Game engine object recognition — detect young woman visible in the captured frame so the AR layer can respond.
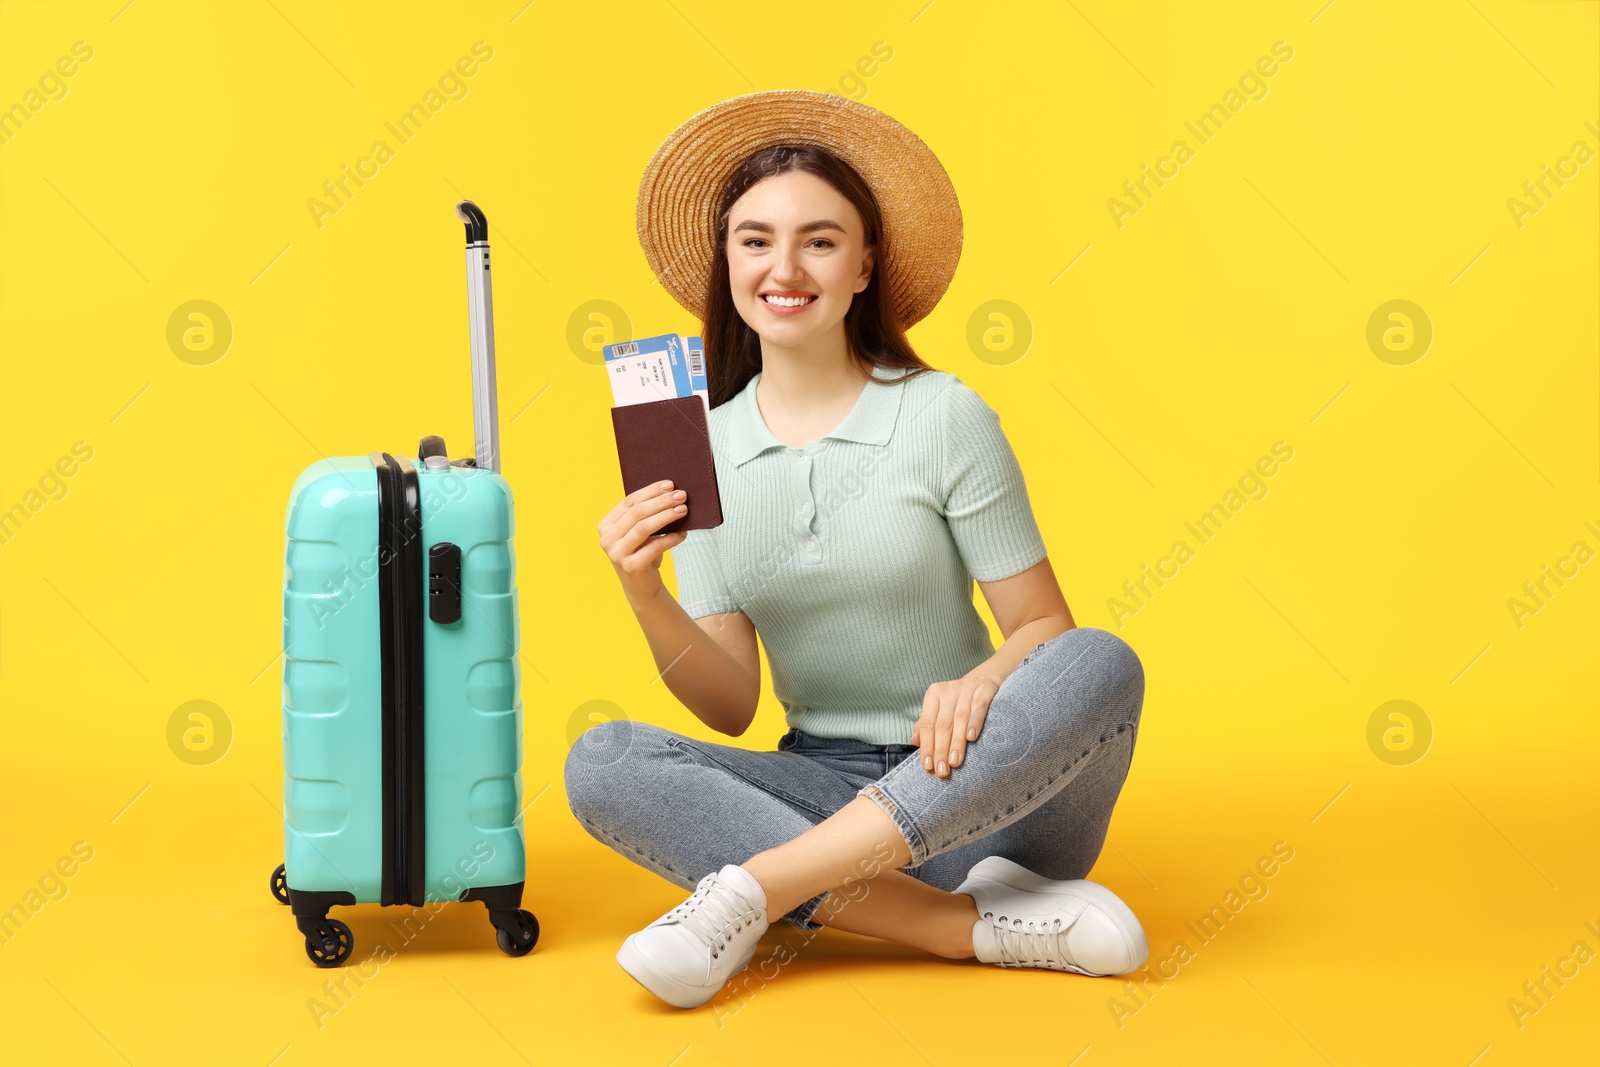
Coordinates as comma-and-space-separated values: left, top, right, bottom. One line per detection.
571, 91, 1147, 1010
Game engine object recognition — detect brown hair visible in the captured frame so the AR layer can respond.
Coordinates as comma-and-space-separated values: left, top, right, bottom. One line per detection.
700, 144, 936, 409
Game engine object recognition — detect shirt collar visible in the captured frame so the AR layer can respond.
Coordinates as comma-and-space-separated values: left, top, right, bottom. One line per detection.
725, 364, 910, 467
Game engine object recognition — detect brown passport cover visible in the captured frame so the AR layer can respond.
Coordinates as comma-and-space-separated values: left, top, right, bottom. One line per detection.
610, 395, 724, 533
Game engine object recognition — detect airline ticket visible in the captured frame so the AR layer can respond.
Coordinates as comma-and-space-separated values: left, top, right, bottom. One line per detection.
604, 333, 710, 418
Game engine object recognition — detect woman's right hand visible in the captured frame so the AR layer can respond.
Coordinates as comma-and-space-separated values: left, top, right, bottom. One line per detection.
599, 480, 690, 607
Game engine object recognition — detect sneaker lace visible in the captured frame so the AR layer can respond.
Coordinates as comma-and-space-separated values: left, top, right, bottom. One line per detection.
985, 911, 1072, 969
666, 876, 754, 960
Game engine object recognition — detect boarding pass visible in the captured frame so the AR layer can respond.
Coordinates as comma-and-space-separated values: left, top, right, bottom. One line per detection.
603, 333, 709, 418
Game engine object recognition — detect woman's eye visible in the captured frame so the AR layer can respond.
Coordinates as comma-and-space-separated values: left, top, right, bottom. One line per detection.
741, 238, 834, 250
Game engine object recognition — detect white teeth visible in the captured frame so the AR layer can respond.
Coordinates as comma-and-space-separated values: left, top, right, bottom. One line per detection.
763, 294, 815, 307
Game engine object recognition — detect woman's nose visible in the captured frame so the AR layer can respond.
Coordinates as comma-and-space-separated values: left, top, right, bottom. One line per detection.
771, 241, 807, 283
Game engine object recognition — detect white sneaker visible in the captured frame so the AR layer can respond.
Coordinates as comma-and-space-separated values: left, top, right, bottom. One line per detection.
616, 863, 771, 1008
955, 856, 1148, 976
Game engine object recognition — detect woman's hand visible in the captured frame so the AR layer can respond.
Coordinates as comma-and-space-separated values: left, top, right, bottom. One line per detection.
911, 668, 1006, 778
599, 480, 689, 609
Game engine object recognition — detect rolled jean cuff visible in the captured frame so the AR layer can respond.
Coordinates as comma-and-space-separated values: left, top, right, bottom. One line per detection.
857, 781, 928, 868
784, 889, 830, 932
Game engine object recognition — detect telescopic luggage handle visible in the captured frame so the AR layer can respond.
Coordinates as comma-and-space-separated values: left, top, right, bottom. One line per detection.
455, 200, 501, 473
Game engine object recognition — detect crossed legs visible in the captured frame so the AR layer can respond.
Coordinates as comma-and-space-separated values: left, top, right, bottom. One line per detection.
566, 628, 1145, 962
659, 628, 1144, 959
741, 795, 980, 959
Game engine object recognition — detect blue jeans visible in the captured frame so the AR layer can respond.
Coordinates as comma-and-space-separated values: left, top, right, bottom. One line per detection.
563, 626, 1145, 931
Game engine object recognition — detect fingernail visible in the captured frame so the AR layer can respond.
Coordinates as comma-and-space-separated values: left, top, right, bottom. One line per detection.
967, 728, 976, 740
924, 757, 932, 770
937, 761, 946, 774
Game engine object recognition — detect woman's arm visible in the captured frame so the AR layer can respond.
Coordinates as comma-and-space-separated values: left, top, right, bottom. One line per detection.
911, 556, 1075, 776
971, 555, 1076, 685
599, 482, 759, 737
628, 590, 762, 737
919, 379, 1076, 775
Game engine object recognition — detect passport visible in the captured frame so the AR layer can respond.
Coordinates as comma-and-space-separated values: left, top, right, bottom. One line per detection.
606, 332, 722, 533
609, 394, 723, 534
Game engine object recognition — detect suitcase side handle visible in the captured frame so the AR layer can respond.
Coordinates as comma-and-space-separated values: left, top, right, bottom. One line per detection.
455, 200, 500, 473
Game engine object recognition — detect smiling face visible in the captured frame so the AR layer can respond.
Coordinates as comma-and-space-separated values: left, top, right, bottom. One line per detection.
725, 169, 875, 354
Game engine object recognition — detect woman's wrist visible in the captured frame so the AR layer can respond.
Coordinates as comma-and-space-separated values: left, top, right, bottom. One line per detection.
624, 578, 672, 616
973, 618, 1073, 688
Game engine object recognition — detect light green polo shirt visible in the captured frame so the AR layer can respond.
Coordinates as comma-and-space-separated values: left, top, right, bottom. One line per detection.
669, 363, 1048, 746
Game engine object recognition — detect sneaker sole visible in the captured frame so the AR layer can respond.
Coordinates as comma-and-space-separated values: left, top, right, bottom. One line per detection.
961, 856, 1148, 974
617, 934, 752, 1009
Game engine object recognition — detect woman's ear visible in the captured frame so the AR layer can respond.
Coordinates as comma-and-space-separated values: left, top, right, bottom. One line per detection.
855, 245, 875, 294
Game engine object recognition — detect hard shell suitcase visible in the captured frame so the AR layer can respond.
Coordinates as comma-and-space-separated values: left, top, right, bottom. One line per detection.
271, 201, 537, 966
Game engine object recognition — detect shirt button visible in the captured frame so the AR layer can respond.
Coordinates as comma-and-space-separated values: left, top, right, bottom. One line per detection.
801, 502, 813, 514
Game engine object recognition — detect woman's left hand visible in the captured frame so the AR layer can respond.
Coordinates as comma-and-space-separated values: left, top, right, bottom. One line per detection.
911, 669, 1005, 778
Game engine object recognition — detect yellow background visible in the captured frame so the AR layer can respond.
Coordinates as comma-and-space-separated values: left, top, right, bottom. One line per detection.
2, 0, 1596, 1063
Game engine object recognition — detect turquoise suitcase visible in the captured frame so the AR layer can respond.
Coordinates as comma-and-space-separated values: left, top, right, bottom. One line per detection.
271, 202, 538, 966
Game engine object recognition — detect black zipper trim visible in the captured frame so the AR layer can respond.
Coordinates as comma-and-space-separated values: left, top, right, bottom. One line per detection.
373, 452, 398, 906
372, 451, 427, 907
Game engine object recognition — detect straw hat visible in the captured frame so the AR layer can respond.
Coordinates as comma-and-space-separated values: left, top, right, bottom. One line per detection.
636, 90, 963, 329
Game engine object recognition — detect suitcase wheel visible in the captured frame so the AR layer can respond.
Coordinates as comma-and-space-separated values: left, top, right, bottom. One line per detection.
304, 919, 354, 968
270, 863, 290, 906
494, 910, 539, 958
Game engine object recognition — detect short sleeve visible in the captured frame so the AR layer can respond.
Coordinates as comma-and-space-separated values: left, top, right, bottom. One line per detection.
938, 382, 1048, 582
670, 527, 740, 619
